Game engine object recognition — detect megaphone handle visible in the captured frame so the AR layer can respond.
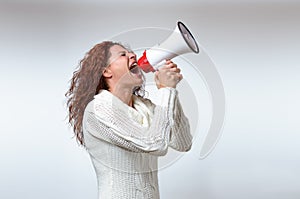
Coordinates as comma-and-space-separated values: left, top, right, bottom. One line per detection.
154, 60, 167, 71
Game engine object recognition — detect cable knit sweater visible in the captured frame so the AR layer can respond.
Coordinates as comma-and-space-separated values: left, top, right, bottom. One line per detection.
82, 87, 192, 199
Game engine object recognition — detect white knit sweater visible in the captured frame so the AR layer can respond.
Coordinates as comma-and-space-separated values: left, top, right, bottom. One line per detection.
83, 87, 192, 199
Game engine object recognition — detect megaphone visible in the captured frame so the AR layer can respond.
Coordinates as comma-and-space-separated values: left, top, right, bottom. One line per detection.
137, 21, 200, 73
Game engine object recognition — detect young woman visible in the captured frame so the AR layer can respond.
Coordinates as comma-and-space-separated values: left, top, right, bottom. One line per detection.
65, 41, 192, 199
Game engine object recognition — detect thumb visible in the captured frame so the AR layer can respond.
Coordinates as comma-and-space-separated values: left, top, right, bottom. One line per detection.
154, 71, 159, 83
154, 71, 161, 88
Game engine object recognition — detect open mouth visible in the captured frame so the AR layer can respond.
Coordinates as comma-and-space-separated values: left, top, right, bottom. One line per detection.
129, 62, 138, 70
129, 62, 141, 74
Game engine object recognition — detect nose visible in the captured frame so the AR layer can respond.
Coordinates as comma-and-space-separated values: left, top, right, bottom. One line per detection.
128, 52, 136, 61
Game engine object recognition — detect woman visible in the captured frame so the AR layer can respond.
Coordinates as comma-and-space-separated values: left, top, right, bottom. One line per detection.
65, 41, 193, 199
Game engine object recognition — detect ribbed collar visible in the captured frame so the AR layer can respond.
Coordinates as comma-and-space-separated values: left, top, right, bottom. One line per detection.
94, 90, 154, 127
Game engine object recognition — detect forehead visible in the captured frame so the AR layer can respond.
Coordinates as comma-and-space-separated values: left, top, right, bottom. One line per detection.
109, 45, 127, 54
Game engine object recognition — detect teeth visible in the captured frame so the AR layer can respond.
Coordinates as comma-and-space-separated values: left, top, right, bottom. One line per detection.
130, 63, 137, 69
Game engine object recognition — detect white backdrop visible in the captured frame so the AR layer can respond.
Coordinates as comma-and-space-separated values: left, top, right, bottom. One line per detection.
0, 0, 299, 198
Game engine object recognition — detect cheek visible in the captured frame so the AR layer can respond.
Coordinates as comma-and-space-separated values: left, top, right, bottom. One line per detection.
112, 64, 129, 79
115, 57, 128, 68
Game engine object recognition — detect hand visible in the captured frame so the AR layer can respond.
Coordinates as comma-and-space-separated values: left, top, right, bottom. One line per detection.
155, 60, 183, 89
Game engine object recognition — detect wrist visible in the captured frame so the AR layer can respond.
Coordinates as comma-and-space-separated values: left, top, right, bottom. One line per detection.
157, 83, 175, 89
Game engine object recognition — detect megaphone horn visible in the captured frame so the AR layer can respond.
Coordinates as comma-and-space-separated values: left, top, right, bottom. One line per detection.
137, 21, 200, 73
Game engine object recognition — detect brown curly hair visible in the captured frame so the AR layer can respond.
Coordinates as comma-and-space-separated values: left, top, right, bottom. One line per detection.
65, 41, 144, 146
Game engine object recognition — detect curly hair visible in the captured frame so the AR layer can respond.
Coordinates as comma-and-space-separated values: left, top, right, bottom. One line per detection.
65, 41, 144, 146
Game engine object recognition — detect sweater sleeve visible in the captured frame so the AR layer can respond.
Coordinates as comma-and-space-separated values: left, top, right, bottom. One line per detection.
83, 88, 176, 156
168, 96, 193, 152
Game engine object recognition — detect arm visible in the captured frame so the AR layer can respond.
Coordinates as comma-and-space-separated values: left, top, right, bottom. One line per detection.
168, 96, 193, 152
155, 60, 192, 152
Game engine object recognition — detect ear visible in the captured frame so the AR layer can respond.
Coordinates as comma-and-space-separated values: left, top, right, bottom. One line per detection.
102, 68, 112, 78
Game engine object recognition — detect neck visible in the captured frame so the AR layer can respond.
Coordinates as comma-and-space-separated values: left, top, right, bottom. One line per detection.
110, 86, 133, 107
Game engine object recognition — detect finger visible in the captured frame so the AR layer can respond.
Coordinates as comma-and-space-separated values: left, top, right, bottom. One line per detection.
165, 59, 172, 64
166, 63, 177, 69
160, 63, 172, 70
169, 67, 181, 73
177, 73, 183, 81
172, 73, 182, 80
164, 59, 175, 65
154, 71, 160, 83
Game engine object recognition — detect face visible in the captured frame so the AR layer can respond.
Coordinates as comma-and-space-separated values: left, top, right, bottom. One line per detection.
104, 45, 143, 90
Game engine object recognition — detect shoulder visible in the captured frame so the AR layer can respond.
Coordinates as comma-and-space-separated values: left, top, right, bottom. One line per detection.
84, 99, 95, 113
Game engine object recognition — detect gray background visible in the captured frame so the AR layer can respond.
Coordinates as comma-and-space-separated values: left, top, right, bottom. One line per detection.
0, 0, 299, 198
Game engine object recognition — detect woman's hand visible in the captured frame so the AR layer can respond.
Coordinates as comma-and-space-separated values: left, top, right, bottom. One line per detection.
155, 60, 183, 89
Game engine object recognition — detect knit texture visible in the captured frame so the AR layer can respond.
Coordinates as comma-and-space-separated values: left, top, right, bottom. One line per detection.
83, 88, 192, 199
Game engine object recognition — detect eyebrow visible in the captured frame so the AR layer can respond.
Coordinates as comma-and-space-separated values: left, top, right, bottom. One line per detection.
118, 50, 128, 54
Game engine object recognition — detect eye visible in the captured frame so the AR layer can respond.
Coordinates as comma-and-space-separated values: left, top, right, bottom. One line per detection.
120, 53, 126, 56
